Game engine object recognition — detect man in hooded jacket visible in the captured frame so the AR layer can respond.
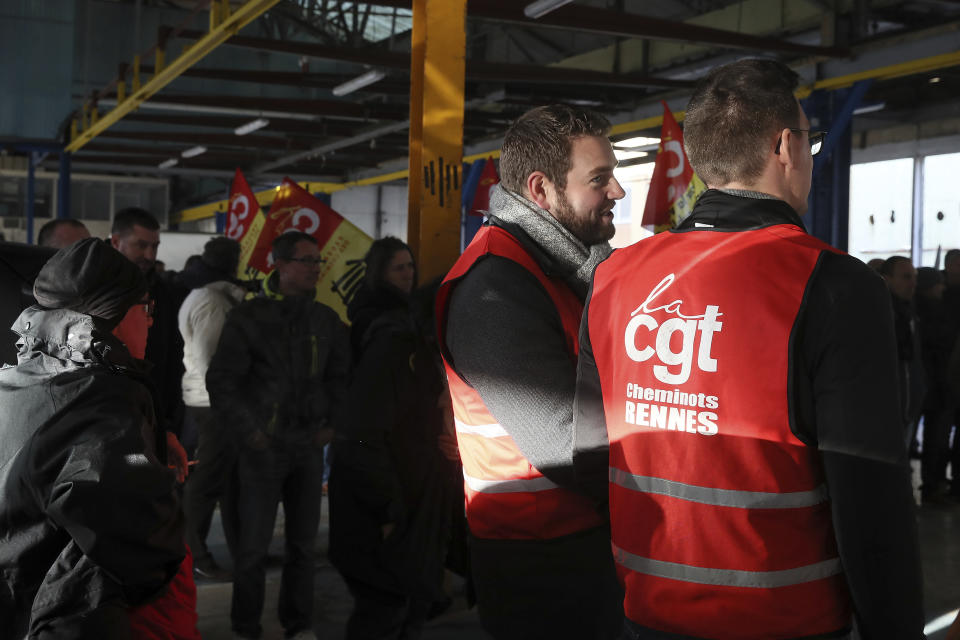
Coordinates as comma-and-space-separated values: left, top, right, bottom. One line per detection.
0, 238, 185, 639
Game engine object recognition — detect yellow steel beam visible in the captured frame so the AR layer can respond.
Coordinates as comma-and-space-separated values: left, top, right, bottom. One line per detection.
66, 0, 281, 153
406, 0, 427, 261
407, 0, 467, 282
799, 49, 960, 96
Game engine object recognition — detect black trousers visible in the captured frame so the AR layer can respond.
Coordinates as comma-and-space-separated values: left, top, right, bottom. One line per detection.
231, 441, 324, 638
343, 577, 432, 640
921, 403, 954, 494
470, 526, 624, 640
182, 406, 238, 561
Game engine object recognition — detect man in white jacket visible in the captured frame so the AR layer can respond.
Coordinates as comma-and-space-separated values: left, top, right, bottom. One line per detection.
178, 237, 245, 581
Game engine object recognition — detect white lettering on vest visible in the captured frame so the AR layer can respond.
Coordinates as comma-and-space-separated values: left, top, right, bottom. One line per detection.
624, 274, 723, 385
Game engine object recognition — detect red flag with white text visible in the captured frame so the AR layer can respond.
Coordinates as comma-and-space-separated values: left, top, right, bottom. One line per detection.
641, 102, 706, 233
226, 168, 261, 244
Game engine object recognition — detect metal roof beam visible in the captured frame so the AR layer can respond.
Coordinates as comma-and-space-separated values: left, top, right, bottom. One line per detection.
140, 64, 412, 94
98, 130, 310, 149
133, 93, 408, 121
368, 0, 851, 57
175, 29, 689, 88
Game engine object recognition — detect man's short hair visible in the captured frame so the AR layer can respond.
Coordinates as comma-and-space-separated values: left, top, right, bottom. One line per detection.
112, 207, 160, 235
499, 104, 611, 193
684, 58, 801, 186
271, 231, 317, 262
37, 219, 87, 248
202, 237, 241, 276
880, 255, 912, 277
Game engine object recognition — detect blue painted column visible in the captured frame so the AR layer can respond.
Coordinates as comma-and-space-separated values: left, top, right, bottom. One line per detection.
57, 151, 71, 219
802, 80, 872, 251
25, 152, 36, 244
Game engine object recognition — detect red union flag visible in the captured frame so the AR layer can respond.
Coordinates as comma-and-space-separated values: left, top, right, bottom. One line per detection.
245, 178, 372, 321
641, 102, 706, 233
226, 169, 260, 243
469, 157, 499, 216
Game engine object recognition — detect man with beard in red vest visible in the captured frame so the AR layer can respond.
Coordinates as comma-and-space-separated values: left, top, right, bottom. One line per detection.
436, 105, 625, 639
574, 58, 923, 639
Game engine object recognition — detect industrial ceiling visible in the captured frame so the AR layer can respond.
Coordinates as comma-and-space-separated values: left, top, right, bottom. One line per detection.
47, 0, 960, 210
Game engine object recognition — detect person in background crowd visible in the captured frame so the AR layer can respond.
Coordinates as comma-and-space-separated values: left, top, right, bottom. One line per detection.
111, 207, 188, 474
915, 267, 958, 504
207, 231, 350, 640
867, 257, 885, 272
36, 218, 90, 249
882, 255, 927, 448
179, 237, 244, 582
574, 58, 923, 639
436, 104, 625, 639
0, 238, 187, 639
944, 249, 960, 290
941, 249, 960, 496
330, 237, 457, 640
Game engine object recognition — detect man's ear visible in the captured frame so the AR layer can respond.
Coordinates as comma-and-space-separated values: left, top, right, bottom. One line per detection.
776, 127, 799, 170
109, 233, 120, 249
525, 171, 552, 210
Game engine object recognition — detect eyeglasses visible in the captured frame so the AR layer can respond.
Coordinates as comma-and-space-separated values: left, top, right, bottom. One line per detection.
284, 256, 326, 266
774, 129, 827, 156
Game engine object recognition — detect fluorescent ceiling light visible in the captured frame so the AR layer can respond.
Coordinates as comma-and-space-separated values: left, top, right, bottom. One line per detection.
234, 118, 269, 136
852, 102, 885, 116
332, 69, 387, 97
614, 150, 648, 161
615, 136, 660, 149
158, 158, 178, 169
181, 146, 207, 158
524, 0, 573, 19
930, 76, 941, 83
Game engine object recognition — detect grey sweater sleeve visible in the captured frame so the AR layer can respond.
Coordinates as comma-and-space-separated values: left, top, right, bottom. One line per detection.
445, 255, 579, 489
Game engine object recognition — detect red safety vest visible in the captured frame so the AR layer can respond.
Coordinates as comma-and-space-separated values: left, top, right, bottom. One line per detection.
587, 224, 851, 638
436, 225, 604, 540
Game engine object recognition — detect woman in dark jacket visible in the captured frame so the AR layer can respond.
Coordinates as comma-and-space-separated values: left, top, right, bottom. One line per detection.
330, 237, 456, 640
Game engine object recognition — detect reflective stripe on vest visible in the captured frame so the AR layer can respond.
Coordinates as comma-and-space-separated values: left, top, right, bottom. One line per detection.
611, 542, 843, 589
609, 467, 828, 509
463, 469, 560, 494
436, 225, 604, 540
454, 417, 509, 439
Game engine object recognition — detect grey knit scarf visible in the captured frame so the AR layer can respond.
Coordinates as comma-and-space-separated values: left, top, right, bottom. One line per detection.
488, 185, 613, 298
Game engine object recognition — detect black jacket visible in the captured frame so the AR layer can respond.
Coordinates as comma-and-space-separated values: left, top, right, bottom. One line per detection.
576, 190, 924, 640
0, 307, 184, 640
206, 272, 351, 445
329, 285, 455, 598
144, 274, 185, 436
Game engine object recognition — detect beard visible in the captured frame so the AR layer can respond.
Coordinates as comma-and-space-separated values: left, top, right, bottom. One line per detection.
552, 188, 615, 246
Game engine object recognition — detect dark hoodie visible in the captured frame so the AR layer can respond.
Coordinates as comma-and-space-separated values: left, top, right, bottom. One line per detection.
0, 239, 183, 640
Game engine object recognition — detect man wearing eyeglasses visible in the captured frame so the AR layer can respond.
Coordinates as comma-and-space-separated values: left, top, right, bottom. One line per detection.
574, 59, 924, 639
207, 231, 351, 640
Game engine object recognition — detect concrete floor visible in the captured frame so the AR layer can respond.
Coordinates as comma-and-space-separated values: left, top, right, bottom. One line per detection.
195, 475, 960, 639
195, 500, 491, 640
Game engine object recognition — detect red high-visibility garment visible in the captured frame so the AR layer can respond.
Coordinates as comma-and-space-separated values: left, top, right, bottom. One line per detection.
436, 225, 604, 540
586, 223, 851, 638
